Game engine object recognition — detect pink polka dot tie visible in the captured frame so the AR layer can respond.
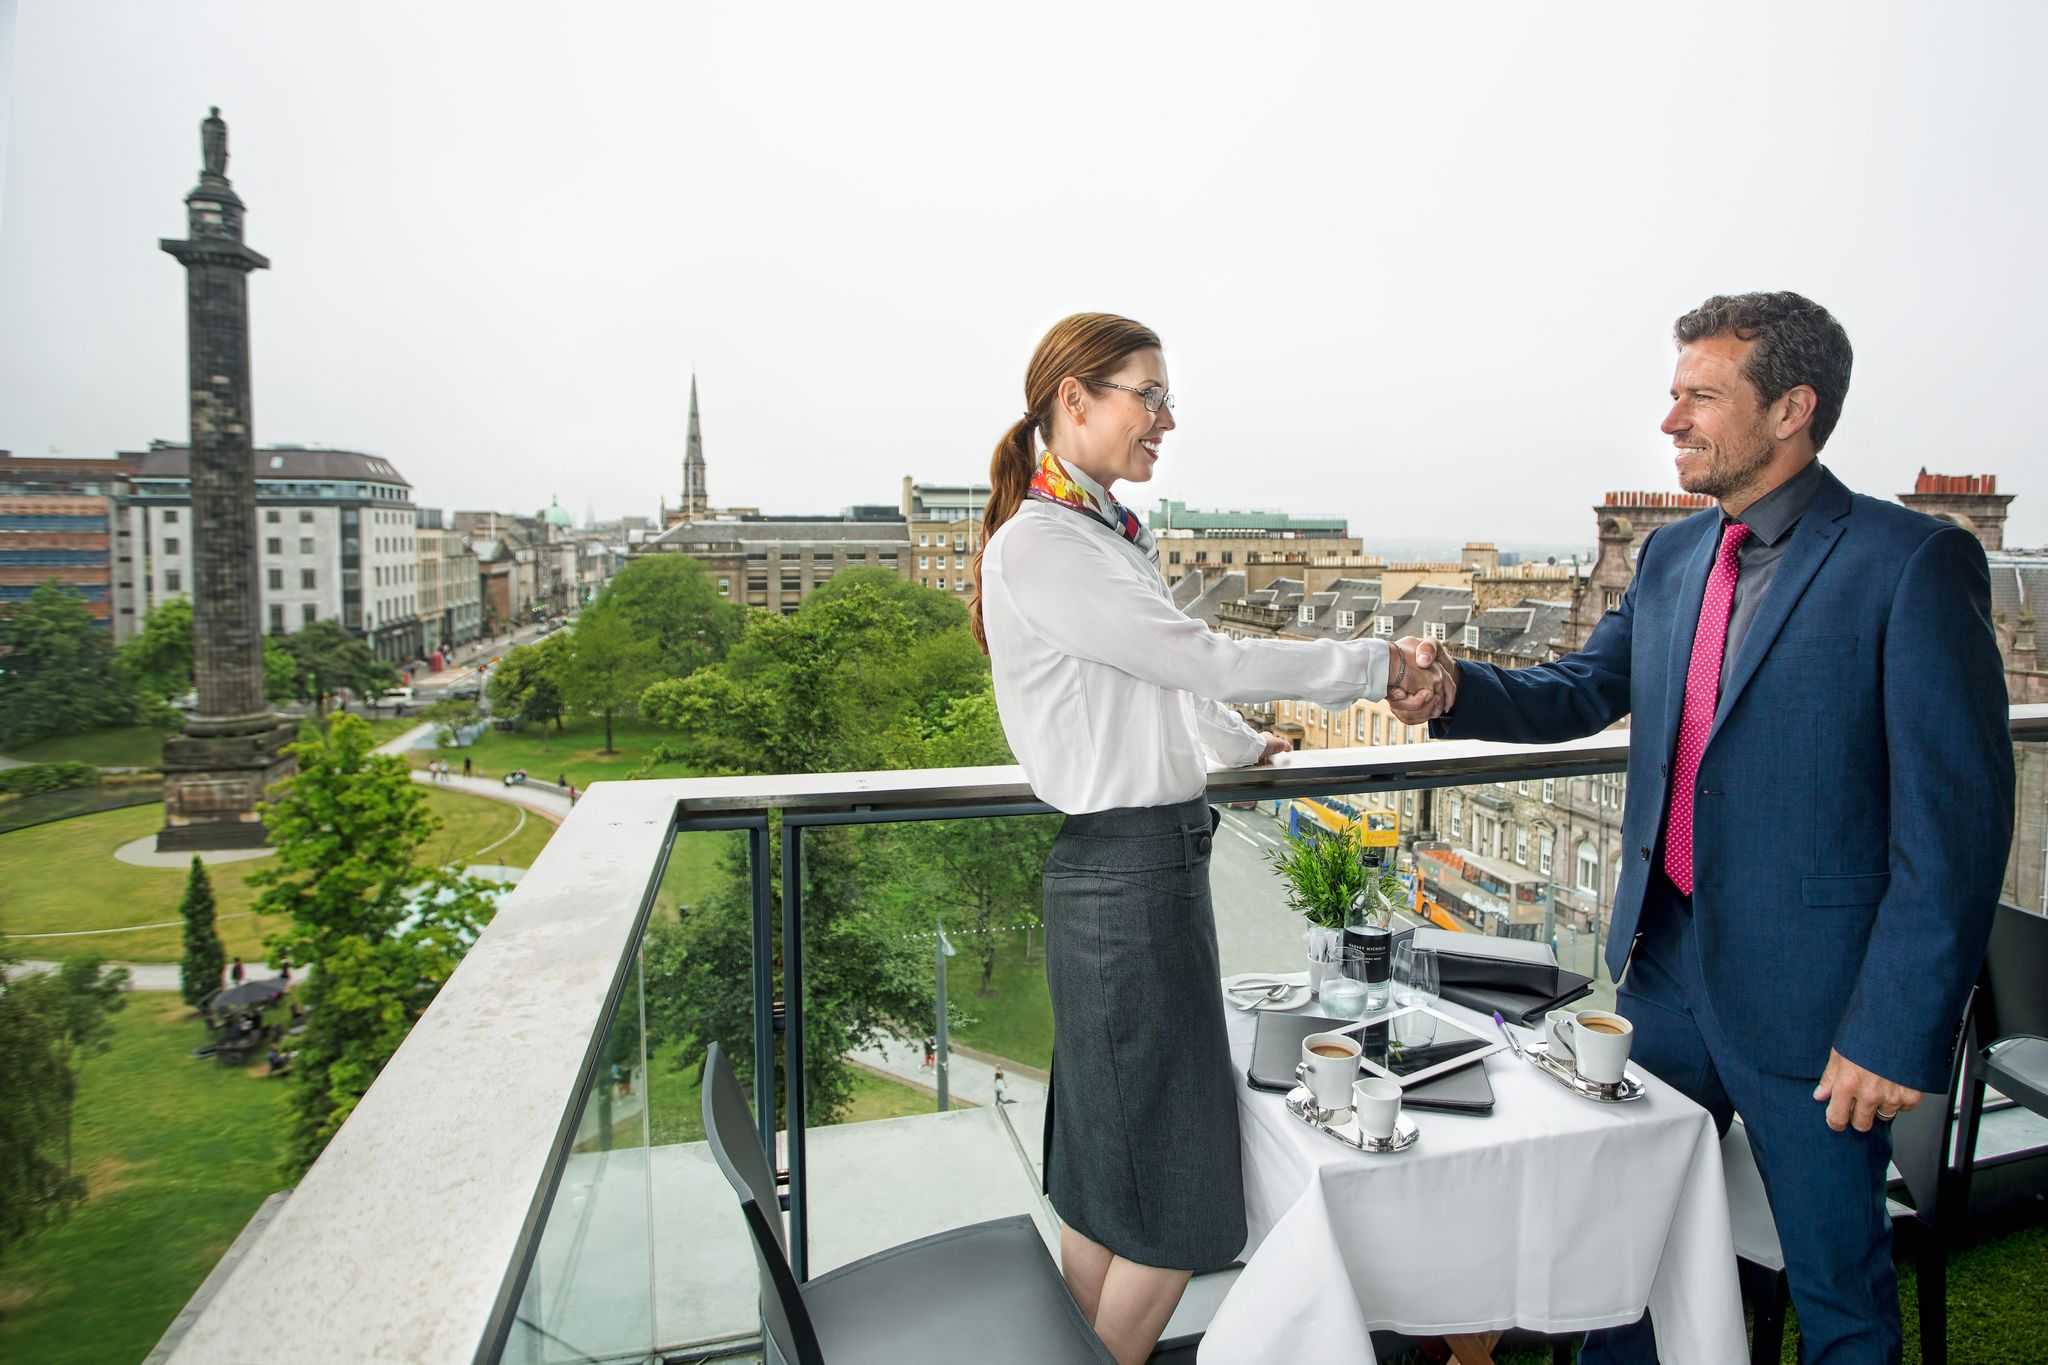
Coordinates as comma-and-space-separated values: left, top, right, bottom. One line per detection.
1663, 521, 1751, 896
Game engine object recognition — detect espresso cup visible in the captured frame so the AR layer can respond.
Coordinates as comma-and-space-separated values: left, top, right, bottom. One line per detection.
1543, 1008, 1573, 1052
1353, 1076, 1403, 1142
1299, 1032, 1362, 1112
1550, 1010, 1633, 1086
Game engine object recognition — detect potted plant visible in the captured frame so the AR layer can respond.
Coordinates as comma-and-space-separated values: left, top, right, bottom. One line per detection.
1266, 825, 1406, 996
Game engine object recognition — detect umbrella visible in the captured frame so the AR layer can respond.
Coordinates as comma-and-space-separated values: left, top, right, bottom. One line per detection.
213, 978, 287, 1009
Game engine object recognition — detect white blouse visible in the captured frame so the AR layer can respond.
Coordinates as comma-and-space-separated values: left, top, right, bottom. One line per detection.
981, 496, 1395, 815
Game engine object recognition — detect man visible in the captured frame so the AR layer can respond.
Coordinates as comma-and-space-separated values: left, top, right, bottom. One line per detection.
1391, 292, 2012, 1361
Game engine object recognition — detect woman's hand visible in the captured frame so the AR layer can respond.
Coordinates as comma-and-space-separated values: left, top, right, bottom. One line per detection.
1254, 732, 1292, 765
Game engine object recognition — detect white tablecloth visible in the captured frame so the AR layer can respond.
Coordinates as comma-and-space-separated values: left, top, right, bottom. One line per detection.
1199, 988, 1746, 1364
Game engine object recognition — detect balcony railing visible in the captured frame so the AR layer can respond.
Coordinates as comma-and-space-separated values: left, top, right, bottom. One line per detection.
158, 705, 2048, 1363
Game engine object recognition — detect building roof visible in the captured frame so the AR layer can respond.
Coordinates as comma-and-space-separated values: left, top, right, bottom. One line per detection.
129, 444, 411, 487
647, 517, 911, 552
1989, 552, 2048, 624
1147, 499, 1348, 535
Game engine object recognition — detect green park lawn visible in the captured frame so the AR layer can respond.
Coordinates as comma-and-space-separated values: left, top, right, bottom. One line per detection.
627, 1037, 958, 1151
3, 723, 173, 769
0, 993, 292, 1365
411, 717, 694, 790
0, 789, 557, 964
948, 928, 1053, 1072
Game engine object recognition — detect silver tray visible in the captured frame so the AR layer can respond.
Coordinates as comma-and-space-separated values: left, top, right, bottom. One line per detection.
1519, 1041, 1646, 1103
1284, 1086, 1421, 1153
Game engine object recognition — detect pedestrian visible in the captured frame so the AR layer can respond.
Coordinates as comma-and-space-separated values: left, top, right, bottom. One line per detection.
463, 755, 473, 779
230, 957, 245, 985
558, 773, 567, 790
567, 783, 577, 806
278, 956, 291, 984
994, 1067, 1013, 1105
1397, 291, 2013, 1361
921, 1036, 936, 1071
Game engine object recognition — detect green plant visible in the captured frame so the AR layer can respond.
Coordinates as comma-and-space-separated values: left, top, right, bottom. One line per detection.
1265, 824, 1403, 930
177, 857, 225, 1009
0, 763, 100, 799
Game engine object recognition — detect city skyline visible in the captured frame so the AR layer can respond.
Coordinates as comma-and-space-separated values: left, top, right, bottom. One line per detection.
2, 4, 2044, 547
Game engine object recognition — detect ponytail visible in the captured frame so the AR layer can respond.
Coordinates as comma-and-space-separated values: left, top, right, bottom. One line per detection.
969, 414, 1037, 653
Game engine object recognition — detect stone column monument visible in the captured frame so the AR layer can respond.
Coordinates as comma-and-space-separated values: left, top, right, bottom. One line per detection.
157, 107, 296, 850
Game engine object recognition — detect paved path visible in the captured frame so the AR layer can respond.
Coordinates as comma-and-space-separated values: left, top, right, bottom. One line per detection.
851, 1033, 1047, 1110
5, 959, 294, 992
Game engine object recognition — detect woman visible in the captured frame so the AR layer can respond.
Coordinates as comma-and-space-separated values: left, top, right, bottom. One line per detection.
973, 312, 1439, 1364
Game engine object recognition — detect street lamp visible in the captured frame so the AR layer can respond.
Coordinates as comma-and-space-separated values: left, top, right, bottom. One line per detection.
934, 917, 957, 1112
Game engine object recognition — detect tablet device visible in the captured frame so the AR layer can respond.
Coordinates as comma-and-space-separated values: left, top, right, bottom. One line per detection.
1245, 1010, 1496, 1113
1341, 1005, 1504, 1088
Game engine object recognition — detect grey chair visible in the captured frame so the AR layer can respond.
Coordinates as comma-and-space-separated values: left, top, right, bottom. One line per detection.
1954, 903, 2048, 1232
700, 1043, 1115, 1365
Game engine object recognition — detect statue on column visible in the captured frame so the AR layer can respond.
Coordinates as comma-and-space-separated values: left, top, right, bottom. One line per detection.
202, 106, 228, 178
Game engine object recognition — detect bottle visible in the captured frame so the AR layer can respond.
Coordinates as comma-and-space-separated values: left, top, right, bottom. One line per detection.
1345, 885, 1392, 1013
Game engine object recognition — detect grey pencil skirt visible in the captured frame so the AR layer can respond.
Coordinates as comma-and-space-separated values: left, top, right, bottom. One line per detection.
1040, 795, 1246, 1272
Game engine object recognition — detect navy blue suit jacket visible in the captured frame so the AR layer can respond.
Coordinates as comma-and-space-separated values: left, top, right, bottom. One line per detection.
1434, 466, 2012, 1090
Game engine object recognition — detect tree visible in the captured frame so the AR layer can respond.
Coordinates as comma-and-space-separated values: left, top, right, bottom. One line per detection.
423, 698, 482, 747
116, 594, 194, 702
0, 581, 136, 748
0, 940, 127, 1263
486, 635, 566, 732
640, 575, 997, 1123
900, 688, 1058, 995
596, 554, 743, 680
178, 856, 227, 1009
263, 637, 300, 703
282, 619, 396, 714
557, 605, 659, 754
248, 714, 500, 1178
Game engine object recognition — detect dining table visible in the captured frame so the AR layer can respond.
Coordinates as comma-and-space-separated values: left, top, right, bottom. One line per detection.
1197, 977, 1748, 1364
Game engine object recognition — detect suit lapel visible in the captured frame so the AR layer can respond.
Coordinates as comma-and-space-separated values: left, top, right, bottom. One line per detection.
1707, 470, 1853, 740
1661, 518, 1722, 756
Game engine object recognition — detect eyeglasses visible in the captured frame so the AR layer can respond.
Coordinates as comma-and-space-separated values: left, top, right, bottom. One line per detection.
1085, 379, 1175, 414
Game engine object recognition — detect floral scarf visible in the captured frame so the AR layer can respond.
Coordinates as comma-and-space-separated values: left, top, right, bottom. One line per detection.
1026, 450, 1152, 553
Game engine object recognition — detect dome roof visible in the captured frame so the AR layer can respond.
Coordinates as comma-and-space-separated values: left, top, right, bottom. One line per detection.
543, 496, 573, 528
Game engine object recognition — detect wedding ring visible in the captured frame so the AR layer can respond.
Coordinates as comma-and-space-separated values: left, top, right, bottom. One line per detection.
1876, 1107, 1899, 1121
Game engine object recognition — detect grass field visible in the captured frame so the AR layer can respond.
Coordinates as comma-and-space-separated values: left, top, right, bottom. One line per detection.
947, 928, 1053, 1072
3, 724, 173, 769
0, 788, 557, 964
0, 993, 291, 1365
632, 1037, 956, 1150
409, 717, 693, 790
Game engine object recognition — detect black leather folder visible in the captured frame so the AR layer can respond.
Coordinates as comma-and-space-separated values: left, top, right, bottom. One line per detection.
1408, 926, 1595, 1026
1246, 1010, 1495, 1114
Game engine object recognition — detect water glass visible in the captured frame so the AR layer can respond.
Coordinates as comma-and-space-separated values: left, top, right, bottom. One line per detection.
1391, 939, 1416, 1006
1319, 947, 1370, 1019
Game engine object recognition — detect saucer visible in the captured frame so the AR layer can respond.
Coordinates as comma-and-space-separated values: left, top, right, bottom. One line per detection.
1354, 1113, 1421, 1154
1284, 1087, 1421, 1154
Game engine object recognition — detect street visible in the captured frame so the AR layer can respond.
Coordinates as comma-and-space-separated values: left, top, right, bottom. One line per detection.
1207, 804, 1427, 977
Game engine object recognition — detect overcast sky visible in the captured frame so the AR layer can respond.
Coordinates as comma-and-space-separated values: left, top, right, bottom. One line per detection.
2, 1, 2043, 552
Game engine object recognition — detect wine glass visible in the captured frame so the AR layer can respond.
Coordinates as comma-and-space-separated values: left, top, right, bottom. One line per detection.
1391, 939, 1416, 1006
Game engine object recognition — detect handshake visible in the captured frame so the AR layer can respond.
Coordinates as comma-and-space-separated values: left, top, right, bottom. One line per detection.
1387, 638, 1459, 725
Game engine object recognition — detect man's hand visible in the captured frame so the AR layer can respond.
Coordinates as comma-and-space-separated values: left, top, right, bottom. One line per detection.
1813, 1049, 1923, 1133
1387, 638, 1458, 725
1253, 732, 1292, 765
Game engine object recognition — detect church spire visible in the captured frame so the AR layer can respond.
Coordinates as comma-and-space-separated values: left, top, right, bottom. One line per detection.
681, 372, 708, 518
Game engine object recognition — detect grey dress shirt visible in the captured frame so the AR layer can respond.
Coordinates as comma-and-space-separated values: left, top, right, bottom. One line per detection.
1714, 458, 1826, 694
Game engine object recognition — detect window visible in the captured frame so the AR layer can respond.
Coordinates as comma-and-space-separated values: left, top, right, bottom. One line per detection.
1222, 551, 1234, 564
164, 509, 179, 524
1514, 827, 1529, 866
1541, 778, 1555, 804
1356, 711, 1369, 741
1539, 832, 1554, 876
1168, 551, 1181, 565
1518, 780, 1530, 795
165, 569, 182, 592
1448, 797, 1462, 838
1336, 610, 1354, 630
919, 534, 929, 546
301, 569, 317, 590
269, 604, 284, 632
1372, 713, 1382, 745
303, 604, 317, 627
300, 510, 314, 523
164, 536, 183, 555
1404, 791, 1416, 819
1464, 625, 1480, 648
919, 556, 929, 569
267, 568, 283, 590
1297, 604, 1316, 624
1194, 551, 1208, 563
1425, 621, 1446, 642
1605, 589, 1623, 612
953, 534, 965, 550
718, 577, 730, 594
266, 509, 280, 524
266, 537, 282, 555
1576, 840, 1600, 894
300, 537, 315, 554
1375, 617, 1393, 636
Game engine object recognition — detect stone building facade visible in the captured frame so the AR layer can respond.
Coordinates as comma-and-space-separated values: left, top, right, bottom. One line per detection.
901, 478, 988, 598
415, 509, 483, 654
